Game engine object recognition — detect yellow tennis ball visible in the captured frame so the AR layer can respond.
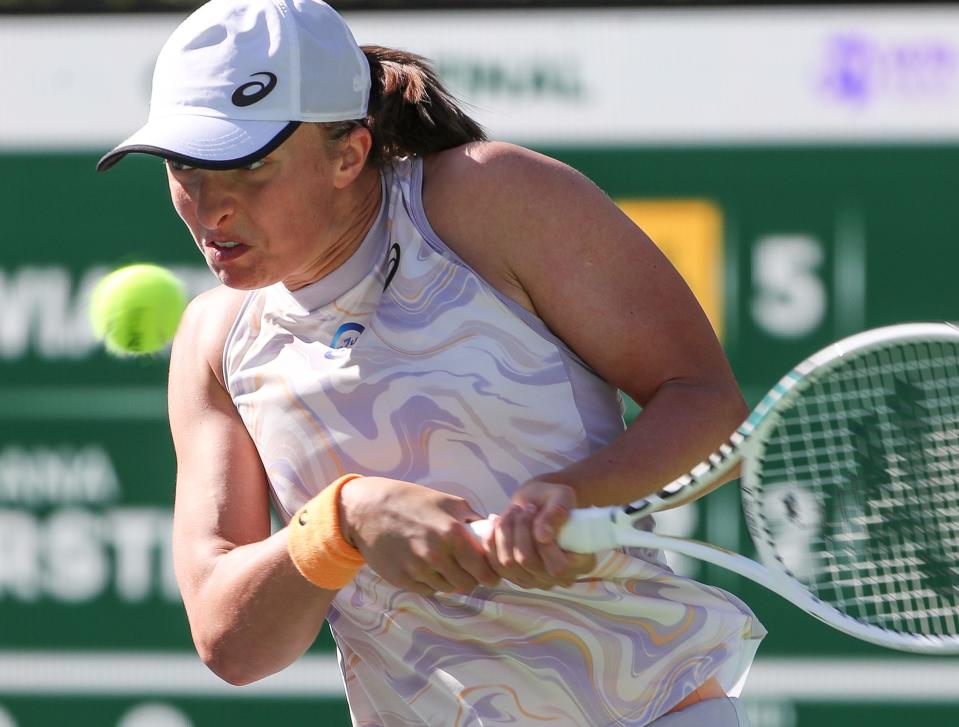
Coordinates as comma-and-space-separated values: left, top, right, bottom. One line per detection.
89, 264, 187, 356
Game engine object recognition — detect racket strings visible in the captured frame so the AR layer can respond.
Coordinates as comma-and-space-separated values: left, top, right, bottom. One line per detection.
755, 340, 959, 638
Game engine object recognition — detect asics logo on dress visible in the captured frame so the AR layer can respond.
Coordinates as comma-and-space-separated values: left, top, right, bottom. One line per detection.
232, 72, 278, 107
383, 243, 400, 291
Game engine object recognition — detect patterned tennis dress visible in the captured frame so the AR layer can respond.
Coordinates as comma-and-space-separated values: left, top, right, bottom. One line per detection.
223, 157, 765, 726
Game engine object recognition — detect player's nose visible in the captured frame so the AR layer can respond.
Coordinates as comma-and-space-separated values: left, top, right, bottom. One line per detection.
193, 172, 237, 230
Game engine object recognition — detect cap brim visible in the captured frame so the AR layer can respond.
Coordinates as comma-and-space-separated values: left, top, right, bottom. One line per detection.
96, 116, 301, 172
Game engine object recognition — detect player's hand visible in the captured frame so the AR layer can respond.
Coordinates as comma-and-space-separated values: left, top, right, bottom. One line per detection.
338, 477, 500, 597
481, 480, 596, 589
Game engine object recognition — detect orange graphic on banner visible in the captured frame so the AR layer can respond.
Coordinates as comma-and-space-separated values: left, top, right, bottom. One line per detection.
616, 199, 724, 340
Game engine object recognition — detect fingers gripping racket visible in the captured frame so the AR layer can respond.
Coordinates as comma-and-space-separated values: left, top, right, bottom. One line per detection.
473, 323, 959, 654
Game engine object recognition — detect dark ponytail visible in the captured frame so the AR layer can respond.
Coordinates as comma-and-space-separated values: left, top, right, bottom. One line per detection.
356, 46, 487, 164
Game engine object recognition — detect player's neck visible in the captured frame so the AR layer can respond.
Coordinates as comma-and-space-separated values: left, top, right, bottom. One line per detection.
285, 167, 383, 291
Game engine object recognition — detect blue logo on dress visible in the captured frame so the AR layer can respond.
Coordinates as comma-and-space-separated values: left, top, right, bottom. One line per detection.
329, 322, 366, 350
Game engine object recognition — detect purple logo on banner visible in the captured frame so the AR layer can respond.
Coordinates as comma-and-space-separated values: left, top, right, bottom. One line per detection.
820, 33, 957, 106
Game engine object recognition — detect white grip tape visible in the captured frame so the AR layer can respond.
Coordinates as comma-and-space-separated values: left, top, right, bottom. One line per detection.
467, 516, 497, 540
468, 507, 620, 554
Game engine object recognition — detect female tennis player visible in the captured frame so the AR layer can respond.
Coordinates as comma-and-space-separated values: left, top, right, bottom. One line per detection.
98, 1, 764, 724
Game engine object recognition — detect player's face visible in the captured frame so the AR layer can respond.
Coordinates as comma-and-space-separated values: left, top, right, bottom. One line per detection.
166, 123, 374, 291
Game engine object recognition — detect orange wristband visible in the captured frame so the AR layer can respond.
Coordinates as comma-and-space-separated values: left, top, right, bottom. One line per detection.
287, 474, 366, 590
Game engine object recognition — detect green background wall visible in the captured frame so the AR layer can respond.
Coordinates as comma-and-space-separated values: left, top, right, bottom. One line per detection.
1, 142, 957, 725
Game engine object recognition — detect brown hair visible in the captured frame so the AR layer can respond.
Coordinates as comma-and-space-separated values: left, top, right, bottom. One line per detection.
322, 46, 487, 165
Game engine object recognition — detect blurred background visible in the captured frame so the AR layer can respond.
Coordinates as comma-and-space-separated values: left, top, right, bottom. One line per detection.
1, 1, 958, 725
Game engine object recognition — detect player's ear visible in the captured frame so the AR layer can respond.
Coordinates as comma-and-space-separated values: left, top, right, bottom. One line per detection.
332, 126, 373, 189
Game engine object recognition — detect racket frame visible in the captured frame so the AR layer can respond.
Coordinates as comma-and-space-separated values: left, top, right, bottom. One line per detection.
557, 322, 959, 654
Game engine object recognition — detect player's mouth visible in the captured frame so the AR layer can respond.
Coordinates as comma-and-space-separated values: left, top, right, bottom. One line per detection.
206, 240, 250, 262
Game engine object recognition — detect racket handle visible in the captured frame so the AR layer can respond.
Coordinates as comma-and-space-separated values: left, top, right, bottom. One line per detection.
467, 507, 619, 554
557, 508, 619, 553
467, 517, 497, 540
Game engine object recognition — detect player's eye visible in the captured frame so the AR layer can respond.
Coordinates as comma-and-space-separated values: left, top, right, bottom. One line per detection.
167, 160, 196, 172
242, 159, 266, 171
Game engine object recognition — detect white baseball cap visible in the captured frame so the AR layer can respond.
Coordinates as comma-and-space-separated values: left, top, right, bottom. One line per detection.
97, 0, 371, 171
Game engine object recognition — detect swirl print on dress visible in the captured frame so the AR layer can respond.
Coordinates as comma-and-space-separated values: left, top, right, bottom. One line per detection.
223, 158, 764, 726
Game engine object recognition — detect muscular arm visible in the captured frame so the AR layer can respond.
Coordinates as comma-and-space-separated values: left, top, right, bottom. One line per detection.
426, 142, 746, 505
424, 143, 748, 577
169, 288, 336, 686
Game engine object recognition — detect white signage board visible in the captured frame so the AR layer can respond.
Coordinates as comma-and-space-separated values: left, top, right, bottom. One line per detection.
1, 7, 958, 149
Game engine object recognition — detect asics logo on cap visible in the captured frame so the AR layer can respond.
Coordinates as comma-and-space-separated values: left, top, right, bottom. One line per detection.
231, 72, 278, 107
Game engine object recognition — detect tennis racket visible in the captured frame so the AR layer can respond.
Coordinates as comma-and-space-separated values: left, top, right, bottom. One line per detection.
471, 322, 959, 654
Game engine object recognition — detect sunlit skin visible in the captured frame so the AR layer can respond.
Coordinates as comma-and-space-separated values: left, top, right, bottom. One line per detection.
166, 123, 381, 291
165, 131, 746, 702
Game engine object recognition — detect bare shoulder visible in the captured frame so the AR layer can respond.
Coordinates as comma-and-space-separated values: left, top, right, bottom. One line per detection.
423, 141, 595, 214
171, 284, 249, 388
424, 140, 550, 178
424, 142, 729, 404
422, 141, 626, 258
421, 142, 608, 313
